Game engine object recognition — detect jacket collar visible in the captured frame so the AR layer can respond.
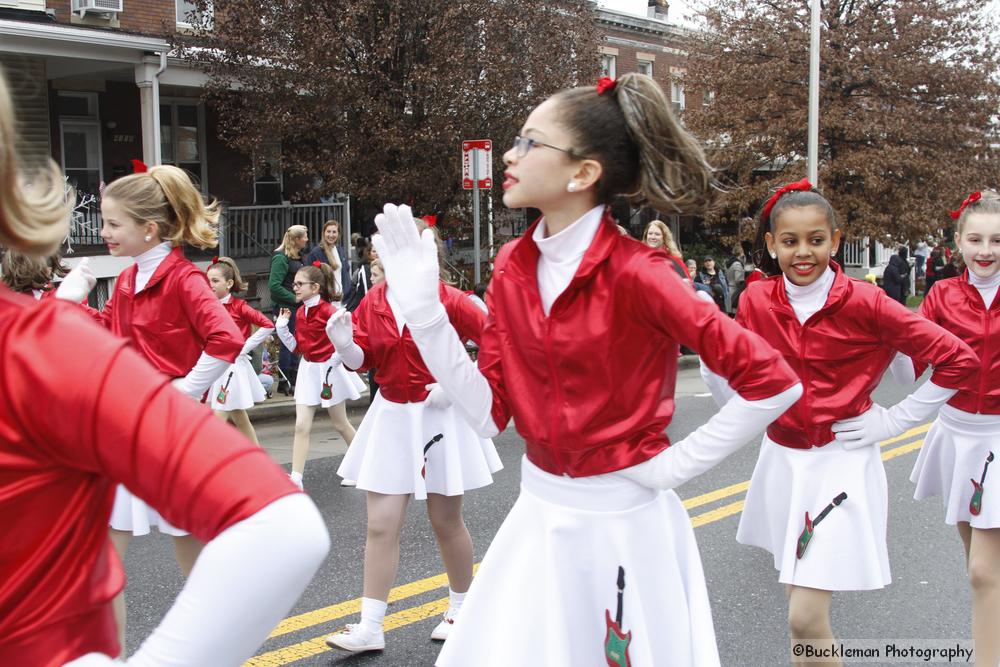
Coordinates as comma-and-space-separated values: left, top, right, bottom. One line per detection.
959, 269, 1000, 310
771, 260, 850, 320
506, 207, 619, 290
142, 245, 188, 292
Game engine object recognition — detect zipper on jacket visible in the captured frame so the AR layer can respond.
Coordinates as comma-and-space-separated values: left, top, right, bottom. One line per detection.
978, 310, 991, 414
542, 316, 566, 474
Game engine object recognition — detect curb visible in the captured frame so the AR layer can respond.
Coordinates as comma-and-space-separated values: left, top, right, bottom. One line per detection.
251, 354, 701, 422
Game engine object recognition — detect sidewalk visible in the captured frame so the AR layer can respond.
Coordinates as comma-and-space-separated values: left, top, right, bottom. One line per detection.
250, 353, 702, 421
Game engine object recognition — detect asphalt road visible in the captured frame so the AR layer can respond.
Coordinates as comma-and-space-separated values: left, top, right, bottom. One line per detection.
117, 369, 974, 666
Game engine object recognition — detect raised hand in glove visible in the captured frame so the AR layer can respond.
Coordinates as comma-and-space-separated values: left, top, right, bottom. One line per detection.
371, 203, 442, 326
56, 257, 96, 302
325, 307, 355, 350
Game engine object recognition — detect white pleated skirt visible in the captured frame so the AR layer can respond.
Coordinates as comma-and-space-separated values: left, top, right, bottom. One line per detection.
910, 405, 1000, 529
207, 355, 267, 412
737, 436, 891, 591
109, 484, 187, 537
294, 354, 365, 407
337, 391, 502, 500
436, 456, 720, 667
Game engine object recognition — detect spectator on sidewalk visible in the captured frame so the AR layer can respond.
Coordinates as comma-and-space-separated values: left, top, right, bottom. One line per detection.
914, 238, 930, 279
697, 256, 730, 313
269, 224, 308, 394
306, 219, 352, 306
882, 252, 908, 306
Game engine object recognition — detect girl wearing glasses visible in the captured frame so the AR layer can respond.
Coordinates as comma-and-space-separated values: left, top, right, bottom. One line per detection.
276, 261, 365, 488
368, 73, 803, 667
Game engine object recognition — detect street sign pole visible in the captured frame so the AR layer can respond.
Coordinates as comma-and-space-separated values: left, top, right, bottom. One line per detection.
807, 0, 820, 186
472, 148, 481, 285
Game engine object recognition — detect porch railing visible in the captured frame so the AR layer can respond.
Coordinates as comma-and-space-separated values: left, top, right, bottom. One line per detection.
222, 201, 351, 259
842, 237, 894, 269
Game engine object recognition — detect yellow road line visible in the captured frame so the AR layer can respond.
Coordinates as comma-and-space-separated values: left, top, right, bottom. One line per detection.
247, 599, 450, 666
250, 428, 932, 665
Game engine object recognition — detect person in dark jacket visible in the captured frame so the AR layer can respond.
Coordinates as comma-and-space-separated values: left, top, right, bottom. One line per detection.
305, 219, 353, 304
881, 253, 908, 305
269, 224, 308, 393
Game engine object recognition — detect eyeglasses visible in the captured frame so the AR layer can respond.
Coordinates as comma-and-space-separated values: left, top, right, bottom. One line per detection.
292, 281, 317, 288
511, 135, 581, 159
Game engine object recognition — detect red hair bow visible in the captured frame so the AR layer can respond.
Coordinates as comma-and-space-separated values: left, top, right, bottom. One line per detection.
212, 255, 220, 264
761, 178, 813, 223
596, 77, 617, 95
949, 191, 982, 220
420, 214, 438, 227
312, 260, 322, 267
131, 159, 148, 173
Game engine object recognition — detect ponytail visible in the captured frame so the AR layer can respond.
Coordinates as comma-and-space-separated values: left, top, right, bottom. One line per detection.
0, 71, 71, 255
954, 189, 1000, 234
300, 261, 341, 302
209, 255, 246, 293
552, 72, 718, 216
102, 165, 220, 250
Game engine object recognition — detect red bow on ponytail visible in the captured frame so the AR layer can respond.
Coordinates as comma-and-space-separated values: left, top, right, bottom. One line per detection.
761, 178, 813, 224
949, 191, 981, 220
596, 77, 617, 95
130, 159, 148, 173
212, 256, 220, 264
312, 260, 322, 267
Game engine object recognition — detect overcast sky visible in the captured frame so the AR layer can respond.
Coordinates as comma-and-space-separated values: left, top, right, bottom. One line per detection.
599, 0, 1000, 28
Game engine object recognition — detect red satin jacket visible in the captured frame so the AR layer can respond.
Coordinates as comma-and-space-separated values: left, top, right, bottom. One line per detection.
915, 273, 1000, 414
93, 246, 242, 376
224, 295, 273, 339
0, 286, 298, 666
350, 282, 485, 403
738, 263, 979, 449
477, 213, 800, 477
295, 299, 337, 362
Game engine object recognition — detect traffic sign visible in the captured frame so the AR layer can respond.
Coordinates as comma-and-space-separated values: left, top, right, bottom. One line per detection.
462, 140, 492, 190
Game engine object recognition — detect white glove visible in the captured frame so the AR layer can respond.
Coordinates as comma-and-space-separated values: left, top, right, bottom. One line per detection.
275, 313, 290, 330
424, 383, 452, 409
328, 352, 342, 366
55, 257, 96, 302
325, 307, 355, 350
618, 383, 802, 490
371, 203, 443, 326
831, 381, 956, 449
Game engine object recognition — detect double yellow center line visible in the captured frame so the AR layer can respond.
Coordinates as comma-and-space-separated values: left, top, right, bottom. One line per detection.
247, 423, 931, 666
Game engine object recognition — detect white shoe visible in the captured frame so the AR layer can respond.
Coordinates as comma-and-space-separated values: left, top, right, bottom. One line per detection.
325, 624, 385, 653
340, 478, 357, 487
430, 613, 456, 641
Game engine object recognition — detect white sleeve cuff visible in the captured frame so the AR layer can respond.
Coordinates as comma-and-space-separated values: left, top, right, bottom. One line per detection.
177, 353, 231, 398
337, 341, 365, 370
242, 327, 275, 356
276, 324, 297, 353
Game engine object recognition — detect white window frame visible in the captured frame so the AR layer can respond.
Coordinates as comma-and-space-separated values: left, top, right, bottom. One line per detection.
637, 60, 653, 77
175, 0, 213, 29
601, 54, 617, 79
59, 119, 104, 195
671, 80, 685, 112
160, 98, 209, 193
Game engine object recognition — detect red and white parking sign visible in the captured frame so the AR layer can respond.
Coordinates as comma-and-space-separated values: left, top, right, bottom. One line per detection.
462, 139, 492, 190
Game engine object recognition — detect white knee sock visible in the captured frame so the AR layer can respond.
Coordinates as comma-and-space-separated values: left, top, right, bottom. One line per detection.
447, 588, 466, 618
289, 471, 303, 489
360, 597, 387, 634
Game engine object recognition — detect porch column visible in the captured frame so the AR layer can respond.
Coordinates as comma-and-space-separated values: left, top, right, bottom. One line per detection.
134, 57, 162, 166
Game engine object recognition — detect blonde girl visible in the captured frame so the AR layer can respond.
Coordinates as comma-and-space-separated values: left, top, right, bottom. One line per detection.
0, 69, 327, 666
206, 256, 275, 444
275, 261, 364, 488
57, 163, 245, 646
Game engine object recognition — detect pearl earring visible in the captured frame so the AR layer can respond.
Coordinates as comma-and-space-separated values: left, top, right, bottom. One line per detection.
769, 252, 777, 259
567, 181, 577, 193
144, 235, 152, 242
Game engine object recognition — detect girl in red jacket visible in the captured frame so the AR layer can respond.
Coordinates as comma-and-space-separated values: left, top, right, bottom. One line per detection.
366, 73, 806, 667
324, 223, 500, 653
0, 70, 328, 667
706, 180, 978, 665
56, 163, 246, 646
0, 248, 68, 300
899, 190, 1000, 666
275, 261, 364, 488
206, 256, 275, 445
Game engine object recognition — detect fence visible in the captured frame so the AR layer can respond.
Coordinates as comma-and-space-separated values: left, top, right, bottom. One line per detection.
222, 201, 351, 259
842, 237, 894, 269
